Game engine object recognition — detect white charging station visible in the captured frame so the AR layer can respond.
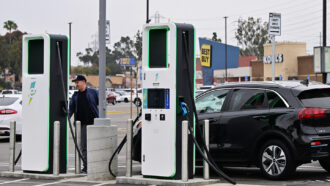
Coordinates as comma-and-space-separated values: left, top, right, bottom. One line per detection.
141, 23, 195, 179
22, 34, 68, 173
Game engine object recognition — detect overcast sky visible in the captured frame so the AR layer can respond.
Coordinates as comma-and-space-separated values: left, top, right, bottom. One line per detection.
0, 0, 327, 66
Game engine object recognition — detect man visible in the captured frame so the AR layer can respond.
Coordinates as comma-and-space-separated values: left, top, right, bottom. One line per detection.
69, 75, 99, 173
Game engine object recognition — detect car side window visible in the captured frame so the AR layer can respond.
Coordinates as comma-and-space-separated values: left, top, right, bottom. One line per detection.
196, 89, 229, 114
228, 89, 266, 111
266, 91, 287, 108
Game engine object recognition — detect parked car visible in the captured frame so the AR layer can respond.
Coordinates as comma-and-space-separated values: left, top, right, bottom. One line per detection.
195, 89, 206, 96
0, 95, 22, 137
0, 89, 20, 96
106, 92, 117, 105
116, 91, 131, 103
68, 90, 77, 101
133, 81, 330, 180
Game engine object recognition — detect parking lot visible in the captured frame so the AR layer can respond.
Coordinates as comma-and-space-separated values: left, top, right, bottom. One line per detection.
0, 102, 330, 186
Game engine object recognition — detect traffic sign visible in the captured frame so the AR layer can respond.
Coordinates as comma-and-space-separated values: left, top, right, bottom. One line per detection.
268, 13, 281, 36
106, 20, 110, 44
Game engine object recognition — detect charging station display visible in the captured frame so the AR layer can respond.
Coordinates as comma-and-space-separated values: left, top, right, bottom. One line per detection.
141, 23, 195, 179
147, 89, 166, 109
149, 29, 167, 68
28, 39, 44, 74
22, 34, 68, 174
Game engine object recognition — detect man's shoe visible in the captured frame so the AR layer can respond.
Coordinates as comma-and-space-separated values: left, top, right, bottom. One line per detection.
81, 168, 87, 174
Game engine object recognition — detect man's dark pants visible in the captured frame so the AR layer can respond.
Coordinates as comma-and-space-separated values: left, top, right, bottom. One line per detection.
81, 124, 89, 171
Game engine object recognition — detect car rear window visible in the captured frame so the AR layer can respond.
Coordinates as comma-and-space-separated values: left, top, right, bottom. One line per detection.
0, 97, 18, 106
298, 89, 330, 108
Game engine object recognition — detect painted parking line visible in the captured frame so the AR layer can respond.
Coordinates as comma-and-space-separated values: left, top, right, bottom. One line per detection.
107, 110, 137, 114
92, 183, 109, 186
0, 178, 29, 185
33, 180, 66, 186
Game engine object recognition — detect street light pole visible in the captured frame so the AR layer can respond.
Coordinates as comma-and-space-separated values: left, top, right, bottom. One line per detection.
99, 0, 106, 118
146, 0, 150, 23
68, 22, 72, 75
224, 16, 228, 82
323, 0, 327, 83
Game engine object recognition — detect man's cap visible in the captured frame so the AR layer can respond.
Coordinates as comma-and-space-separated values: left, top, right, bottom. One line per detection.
72, 75, 87, 82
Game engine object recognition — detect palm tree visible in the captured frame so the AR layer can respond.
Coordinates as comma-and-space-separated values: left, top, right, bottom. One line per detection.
3, 20, 18, 44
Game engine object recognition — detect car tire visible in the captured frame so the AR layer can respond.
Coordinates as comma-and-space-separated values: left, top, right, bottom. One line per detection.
124, 98, 129, 103
258, 140, 296, 180
112, 99, 116, 105
319, 158, 330, 172
134, 98, 141, 107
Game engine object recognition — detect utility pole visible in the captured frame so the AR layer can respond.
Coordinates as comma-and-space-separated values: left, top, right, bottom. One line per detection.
68, 22, 72, 75
146, 0, 150, 23
271, 35, 276, 81
323, 0, 327, 84
98, 0, 106, 118
224, 16, 228, 82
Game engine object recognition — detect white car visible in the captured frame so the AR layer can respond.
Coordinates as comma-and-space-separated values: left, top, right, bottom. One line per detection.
116, 92, 132, 103
0, 89, 20, 96
0, 95, 22, 136
69, 90, 77, 100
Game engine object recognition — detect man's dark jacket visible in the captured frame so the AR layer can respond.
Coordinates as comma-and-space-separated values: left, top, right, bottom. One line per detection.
69, 88, 99, 120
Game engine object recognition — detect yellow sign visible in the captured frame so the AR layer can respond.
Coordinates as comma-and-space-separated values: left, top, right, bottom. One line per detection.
200, 44, 211, 67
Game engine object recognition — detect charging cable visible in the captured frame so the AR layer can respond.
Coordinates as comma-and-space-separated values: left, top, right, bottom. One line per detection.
181, 31, 236, 185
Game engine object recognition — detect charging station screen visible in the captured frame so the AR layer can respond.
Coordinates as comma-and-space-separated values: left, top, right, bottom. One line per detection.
147, 89, 165, 109
149, 29, 167, 68
28, 39, 44, 74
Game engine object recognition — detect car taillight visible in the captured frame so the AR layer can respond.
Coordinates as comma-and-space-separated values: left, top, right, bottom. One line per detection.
0, 109, 18, 115
298, 107, 326, 119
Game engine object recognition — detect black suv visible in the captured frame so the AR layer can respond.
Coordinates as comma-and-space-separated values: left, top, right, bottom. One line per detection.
194, 81, 330, 179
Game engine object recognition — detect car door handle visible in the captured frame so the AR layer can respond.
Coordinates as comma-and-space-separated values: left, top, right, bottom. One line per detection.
208, 118, 218, 122
253, 115, 267, 119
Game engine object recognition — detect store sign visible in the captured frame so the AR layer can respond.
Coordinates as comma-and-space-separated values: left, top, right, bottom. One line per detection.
324, 47, 330, 72
268, 13, 281, 36
106, 20, 110, 44
200, 44, 211, 67
263, 54, 283, 64
120, 57, 136, 66
314, 47, 322, 73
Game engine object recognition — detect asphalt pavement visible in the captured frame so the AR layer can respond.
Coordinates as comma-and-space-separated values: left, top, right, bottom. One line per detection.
0, 102, 330, 185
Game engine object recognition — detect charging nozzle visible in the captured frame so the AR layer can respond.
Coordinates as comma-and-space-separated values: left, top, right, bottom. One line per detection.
179, 102, 188, 117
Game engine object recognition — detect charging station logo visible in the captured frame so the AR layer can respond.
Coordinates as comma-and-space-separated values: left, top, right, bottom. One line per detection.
155, 73, 159, 82
28, 81, 37, 105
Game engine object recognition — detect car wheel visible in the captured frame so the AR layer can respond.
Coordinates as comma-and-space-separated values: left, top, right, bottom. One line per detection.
134, 98, 141, 107
319, 158, 330, 172
124, 98, 129, 103
258, 140, 296, 180
112, 99, 116, 105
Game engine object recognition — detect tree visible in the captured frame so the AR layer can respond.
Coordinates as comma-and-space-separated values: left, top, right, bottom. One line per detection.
134, 30, 142, 61
76, 48, 98, 66
235, 17, 271, 59
211, 32, 222, 42
3, 20, 18, 44
0, 29, 24, 84
76, 30, 142, 76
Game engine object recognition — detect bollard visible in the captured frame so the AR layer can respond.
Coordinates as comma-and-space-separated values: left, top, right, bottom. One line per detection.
75, 121, 81, 174
203, 120, 210, 180
126, 119, 133, 177
182, 120, 188, 182
9, 121, 16, 172
53, 121, 60, 175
